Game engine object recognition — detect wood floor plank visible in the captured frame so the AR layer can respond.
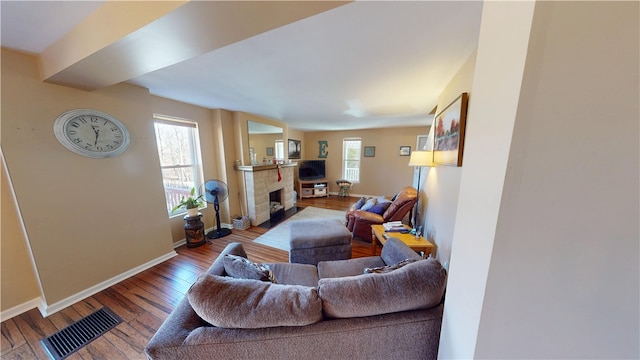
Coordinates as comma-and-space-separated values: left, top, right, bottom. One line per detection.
1, 319, 26, 355
1, 196, 359, 359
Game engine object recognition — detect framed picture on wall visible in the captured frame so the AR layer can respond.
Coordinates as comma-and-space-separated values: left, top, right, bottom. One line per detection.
288, 139, 301, 159
266, 147, 274, 156
364, 146, 375, 157
399, 146, 411, 156
433, 92, 469, 166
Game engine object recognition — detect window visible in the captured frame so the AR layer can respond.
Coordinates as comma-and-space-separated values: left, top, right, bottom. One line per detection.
342, 138, 361, 182
275, 139, 284, 160
154, 115, 204, 216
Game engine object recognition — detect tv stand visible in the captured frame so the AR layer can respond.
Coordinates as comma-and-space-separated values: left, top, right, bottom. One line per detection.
297, 179, 329, 199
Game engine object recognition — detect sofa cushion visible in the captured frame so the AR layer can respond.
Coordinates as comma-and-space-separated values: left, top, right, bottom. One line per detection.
364, 258, 417, 273
317, 257, 386, 279
264, 262, 319, 287
317, 258, 446, 319
188, 274, 323, 329
223, 254, 276, 283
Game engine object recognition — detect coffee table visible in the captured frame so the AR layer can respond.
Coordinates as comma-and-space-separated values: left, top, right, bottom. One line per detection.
371, 224, 436, 257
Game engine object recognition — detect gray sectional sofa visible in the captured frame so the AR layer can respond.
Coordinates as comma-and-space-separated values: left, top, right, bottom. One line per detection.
145, 238, 447, 359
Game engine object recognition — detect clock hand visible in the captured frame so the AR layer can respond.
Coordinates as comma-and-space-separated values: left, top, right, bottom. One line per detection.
92, 126, 100, 146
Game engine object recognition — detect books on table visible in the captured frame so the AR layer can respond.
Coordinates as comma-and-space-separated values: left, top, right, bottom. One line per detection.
383, 221, 409, 233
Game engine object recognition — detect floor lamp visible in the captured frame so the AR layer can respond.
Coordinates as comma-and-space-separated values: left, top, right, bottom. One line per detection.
408, 151, 434, 229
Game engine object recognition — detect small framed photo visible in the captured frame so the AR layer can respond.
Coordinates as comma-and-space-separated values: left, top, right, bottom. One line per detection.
399, 146, 411, 156
266, 147, 274, 156
364, 146, 376, 157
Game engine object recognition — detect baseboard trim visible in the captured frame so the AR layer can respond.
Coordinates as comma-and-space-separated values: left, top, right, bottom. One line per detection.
39, 251, 178, 317
0, 297, 42, 322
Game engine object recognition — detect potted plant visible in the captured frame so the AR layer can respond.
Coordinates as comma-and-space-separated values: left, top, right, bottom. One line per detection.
171, 188, 204, 217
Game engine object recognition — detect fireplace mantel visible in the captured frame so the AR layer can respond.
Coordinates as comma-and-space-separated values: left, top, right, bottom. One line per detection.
234, 163, 297, 172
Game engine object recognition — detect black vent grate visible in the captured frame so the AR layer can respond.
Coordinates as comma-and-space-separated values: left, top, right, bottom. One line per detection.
41, 307, 122, 360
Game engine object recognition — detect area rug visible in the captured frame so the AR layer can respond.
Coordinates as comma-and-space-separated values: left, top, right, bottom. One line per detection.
253, 206, 347, 251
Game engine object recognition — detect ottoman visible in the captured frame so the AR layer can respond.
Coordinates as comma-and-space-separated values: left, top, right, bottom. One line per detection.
289, 219, 352, 265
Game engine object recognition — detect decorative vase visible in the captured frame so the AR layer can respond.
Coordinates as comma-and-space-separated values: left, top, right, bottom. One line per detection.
187, 208, 199, 217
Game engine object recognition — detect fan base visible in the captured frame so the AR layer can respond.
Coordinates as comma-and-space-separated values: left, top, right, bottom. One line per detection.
207, 228, 231, 239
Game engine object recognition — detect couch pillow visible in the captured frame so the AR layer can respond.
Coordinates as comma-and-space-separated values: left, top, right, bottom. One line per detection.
352, 197, 367, 210
364, 258, 417, 273
360, 197, 377, 211
367, 201, 392, 215
188, 274, 323, 329
318, 258, 446, 319
223, 254, 277, 283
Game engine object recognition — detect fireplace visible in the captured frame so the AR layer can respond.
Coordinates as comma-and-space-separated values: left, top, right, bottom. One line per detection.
269, 189, 285, 223
236, 165, 295, 226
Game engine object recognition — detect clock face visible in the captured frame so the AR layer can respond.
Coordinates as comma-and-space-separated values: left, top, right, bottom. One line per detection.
54, 109, 130, 158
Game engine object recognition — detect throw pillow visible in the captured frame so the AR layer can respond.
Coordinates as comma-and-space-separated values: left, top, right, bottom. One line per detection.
364, 258, 417, 274
317, 258, 446, 319
367, 201, 392, 215
223, 254, 277, 283
188, 274, 323, 328
360, 197, 377, 211
352, 197, 366, 210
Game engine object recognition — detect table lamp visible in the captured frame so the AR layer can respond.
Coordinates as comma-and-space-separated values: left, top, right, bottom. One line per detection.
408, 151, 434, 228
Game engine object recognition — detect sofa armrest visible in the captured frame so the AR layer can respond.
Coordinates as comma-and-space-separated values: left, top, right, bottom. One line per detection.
205, 242, 247, 276
381, 237, 422, 265
146, 242, 248, 359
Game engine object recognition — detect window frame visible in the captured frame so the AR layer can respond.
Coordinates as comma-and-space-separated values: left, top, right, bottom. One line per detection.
342, 137, 362, 183
153, 114, 205, 217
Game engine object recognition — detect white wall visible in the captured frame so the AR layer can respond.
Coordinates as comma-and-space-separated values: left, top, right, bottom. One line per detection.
440, 1, 640, 358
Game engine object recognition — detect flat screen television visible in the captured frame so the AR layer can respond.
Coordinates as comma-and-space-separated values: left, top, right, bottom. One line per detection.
298, 160, 326, 180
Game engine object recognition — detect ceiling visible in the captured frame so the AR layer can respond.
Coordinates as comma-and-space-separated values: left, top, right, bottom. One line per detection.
1, 1, 482, 131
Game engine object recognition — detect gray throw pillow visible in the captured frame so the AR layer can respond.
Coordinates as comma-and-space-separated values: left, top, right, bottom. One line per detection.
188, 274, 323, 329
364, 258, 417, 273
223, 254, 277, 283
318, 258, 446, 319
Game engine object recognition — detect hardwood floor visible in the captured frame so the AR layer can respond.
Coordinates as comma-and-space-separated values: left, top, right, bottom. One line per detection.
1, 196, 369, 360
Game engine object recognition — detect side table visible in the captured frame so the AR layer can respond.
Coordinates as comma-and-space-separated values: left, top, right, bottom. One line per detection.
371, 224, 436, 257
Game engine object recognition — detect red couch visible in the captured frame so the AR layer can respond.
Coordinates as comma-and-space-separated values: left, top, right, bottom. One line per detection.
346, 186, 417, 241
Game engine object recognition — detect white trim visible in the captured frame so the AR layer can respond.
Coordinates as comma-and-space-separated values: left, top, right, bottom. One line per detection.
39, 251, 178, 317
0, 297, 42, 322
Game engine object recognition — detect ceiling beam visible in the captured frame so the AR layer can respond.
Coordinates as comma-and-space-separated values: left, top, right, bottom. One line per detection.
39, 1, 350, 91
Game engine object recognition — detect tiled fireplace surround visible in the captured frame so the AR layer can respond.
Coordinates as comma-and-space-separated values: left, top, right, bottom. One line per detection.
238, 165, 295, 226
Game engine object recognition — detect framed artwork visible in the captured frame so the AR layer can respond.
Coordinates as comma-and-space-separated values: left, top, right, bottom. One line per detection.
433, 92, 469, 166
266, 147, 274, 156
288, 139, 301, 159
364, 146, 375, 157
399, 146, 411, 156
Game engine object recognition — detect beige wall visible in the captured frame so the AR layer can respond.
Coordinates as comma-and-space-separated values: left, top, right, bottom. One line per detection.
1, 155, 41, 311
0, 48, 241, 314
302, 127, 428, 196
441, 1, 639, 358
420, 51, 476, 266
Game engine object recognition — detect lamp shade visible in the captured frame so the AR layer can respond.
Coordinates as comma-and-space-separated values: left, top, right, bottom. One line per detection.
408, 150, 434, 167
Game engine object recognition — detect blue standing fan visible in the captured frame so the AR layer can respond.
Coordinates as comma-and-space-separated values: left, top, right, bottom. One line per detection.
201, 179, 231, 239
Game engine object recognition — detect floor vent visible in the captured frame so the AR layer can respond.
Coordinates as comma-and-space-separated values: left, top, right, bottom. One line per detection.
41, 307, 122, 360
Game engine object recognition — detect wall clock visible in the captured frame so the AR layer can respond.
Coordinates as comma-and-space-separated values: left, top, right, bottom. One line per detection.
53, 109, 130, 158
